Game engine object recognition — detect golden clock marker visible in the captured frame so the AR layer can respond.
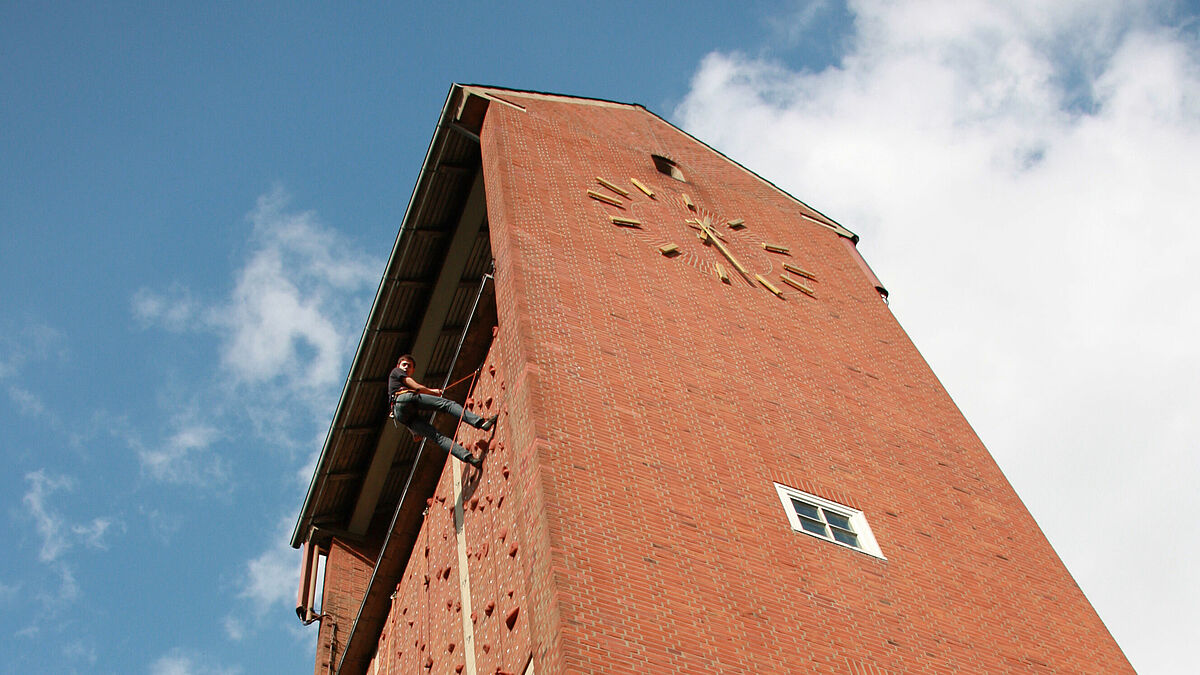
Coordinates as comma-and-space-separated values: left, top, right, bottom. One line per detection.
783, 262, 817, 281
714, 262, 730, 283
659, 243, 680, 256
727, 218, 745, 230
779, 274, 816, 297
762, 243, 790, 254
628, 176, 657, 196
610, 216, 642, 227
755, 274, 786, 298
588, 190, 624, 207
596, 177, 630, 198
630, 178, 655, 198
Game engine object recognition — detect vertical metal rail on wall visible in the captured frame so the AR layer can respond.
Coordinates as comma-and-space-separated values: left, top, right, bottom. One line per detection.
389, 267, 494, 675
434, 267, 494, 675
437, 265, 494, 394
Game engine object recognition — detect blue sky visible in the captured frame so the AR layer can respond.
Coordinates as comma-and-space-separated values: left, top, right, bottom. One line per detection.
2, 2, 1197, 673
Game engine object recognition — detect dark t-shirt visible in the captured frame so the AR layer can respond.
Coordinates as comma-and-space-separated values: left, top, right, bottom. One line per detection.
388, 367, 415, 399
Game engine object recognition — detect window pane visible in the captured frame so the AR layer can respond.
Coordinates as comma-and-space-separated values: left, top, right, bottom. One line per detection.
799, 517, 828, 536
831, 528, 859, 547
791, 499, 821, 520
825, 511, 853, 531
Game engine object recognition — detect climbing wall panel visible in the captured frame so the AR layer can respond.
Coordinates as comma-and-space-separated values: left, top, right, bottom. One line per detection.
365, 335, 533, 674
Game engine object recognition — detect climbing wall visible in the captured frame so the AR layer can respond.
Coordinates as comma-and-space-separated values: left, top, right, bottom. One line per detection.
366, 336, 533, 675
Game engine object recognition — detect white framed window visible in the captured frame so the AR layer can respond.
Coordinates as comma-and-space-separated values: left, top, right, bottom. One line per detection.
774, 483, 885, 560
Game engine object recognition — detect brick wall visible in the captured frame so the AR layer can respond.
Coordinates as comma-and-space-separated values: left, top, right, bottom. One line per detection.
326, 89, 1132, 674
315, 539, 378, 675
462, 92, 1132, 673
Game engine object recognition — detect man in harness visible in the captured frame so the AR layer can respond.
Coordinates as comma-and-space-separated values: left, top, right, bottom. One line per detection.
388, 354, 496, 467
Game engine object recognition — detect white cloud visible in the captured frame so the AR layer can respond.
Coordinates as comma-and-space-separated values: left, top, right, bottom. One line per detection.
53, 563, 79, 602
212, 185, 379, 400
148, 649, 241, 675
240, 540, 298, 614
8, 385, 47, 418
20, 469, 119, 626
768, 0, 839, 47
22, 470, 115, 563
71, 519, 113, 551
133, 185, 381, 453
136, 418, 227, 487
0, 322, 66, 380
140, 506, 184, 543
132, 285, 200, 332
62, 638, 98, 666
0, 323, 65, 427
223, 515, 305, 641
222, 615, 246, 642
11, 563, 79, 640
676, 1, 1198, 672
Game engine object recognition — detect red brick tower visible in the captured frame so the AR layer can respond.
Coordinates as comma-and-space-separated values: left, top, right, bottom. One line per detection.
292, 85, 1131, 674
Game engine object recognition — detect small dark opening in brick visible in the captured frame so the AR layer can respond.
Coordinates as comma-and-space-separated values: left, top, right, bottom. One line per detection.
652, 155, 686, 182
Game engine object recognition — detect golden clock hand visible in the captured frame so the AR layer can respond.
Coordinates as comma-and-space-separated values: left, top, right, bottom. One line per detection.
688, 218, 726, 241
702, 223, 750, 278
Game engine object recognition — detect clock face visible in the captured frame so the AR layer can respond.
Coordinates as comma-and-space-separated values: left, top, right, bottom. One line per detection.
587, 163, 818, 300
665, 199, 776, 287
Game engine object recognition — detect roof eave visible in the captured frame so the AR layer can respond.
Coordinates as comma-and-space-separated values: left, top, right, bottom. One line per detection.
291, 84, 467, 549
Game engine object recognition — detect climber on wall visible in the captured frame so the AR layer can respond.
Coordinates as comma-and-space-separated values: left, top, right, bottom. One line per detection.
388, 354, 497, 466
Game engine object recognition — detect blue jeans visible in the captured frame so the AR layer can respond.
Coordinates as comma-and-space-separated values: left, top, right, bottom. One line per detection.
393, 393, 487, 462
